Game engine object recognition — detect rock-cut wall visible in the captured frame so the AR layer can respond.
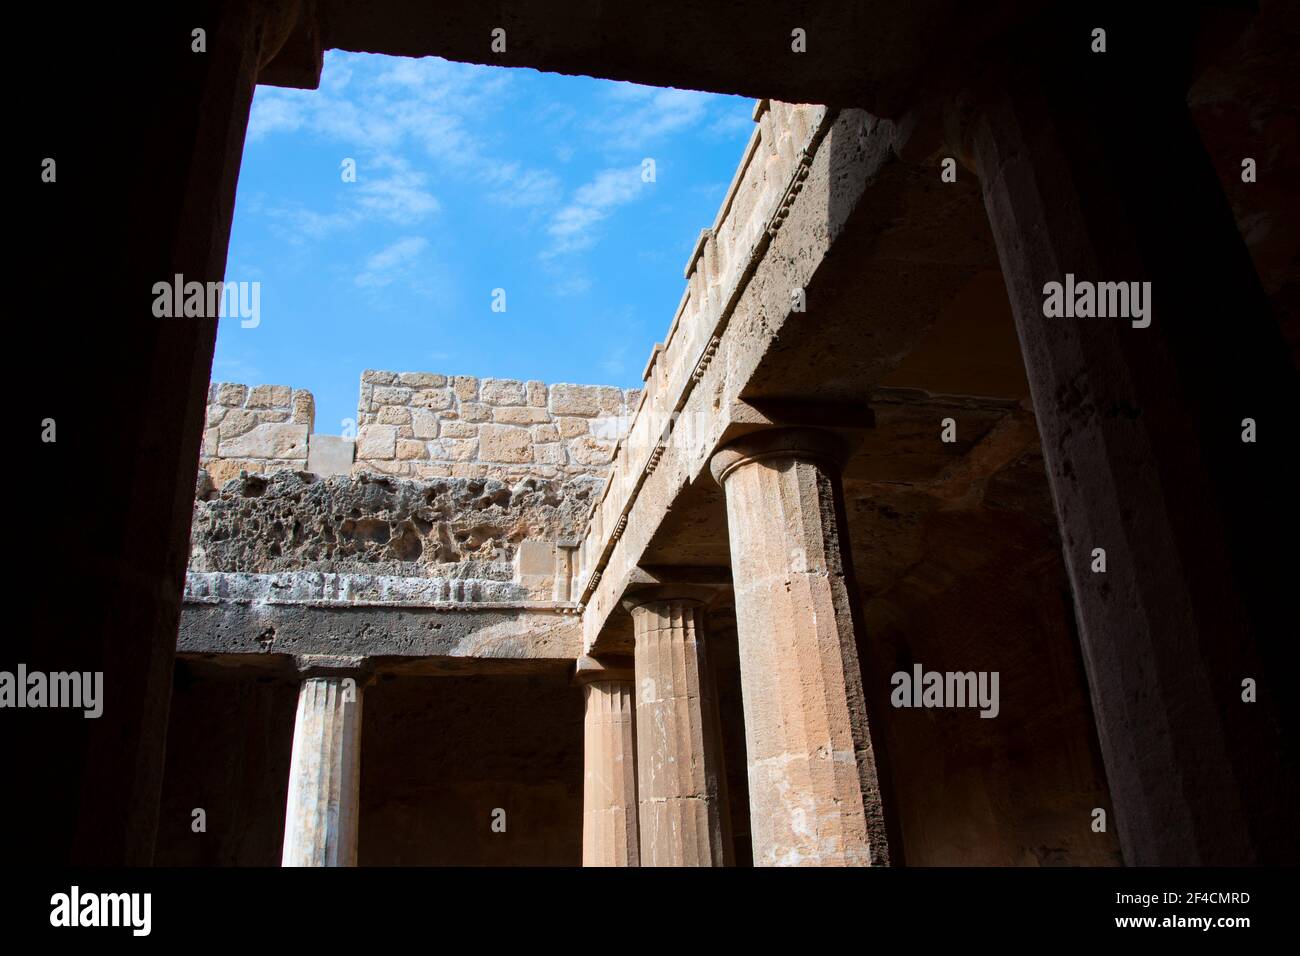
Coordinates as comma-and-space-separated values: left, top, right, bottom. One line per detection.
190, 369, 639, 602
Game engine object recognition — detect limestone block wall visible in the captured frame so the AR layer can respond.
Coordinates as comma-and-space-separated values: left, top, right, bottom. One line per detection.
355, 370, 641, 482
201, 382, 316, 486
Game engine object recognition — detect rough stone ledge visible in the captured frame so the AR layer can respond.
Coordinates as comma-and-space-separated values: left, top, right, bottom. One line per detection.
183, 570, 560, 607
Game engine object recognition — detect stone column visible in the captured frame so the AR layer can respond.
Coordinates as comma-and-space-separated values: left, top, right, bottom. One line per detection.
710, 428, 892, 867
626, 599, 732, 866
961, 47, 1298, 863
282, 658, 371, 867
16, 0, 302, 866
575, 656, 639, 866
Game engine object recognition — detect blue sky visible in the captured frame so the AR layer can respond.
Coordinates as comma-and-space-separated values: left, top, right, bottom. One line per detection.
215, 51, 756, 435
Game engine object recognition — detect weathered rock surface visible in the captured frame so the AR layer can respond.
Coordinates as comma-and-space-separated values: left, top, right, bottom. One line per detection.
190, 469, 600, 577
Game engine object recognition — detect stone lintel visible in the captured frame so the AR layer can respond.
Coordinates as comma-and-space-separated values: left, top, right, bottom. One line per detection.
258, 0, 324, 90
179, 600, 582, 661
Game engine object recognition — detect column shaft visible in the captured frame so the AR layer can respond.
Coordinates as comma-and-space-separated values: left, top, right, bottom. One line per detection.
17, 0, 273, 866
630, 601, 732, 866
969, 55, 1298, 863
712, 428, 892, 866
282, 677, 365, 867
581, 676, 640, 866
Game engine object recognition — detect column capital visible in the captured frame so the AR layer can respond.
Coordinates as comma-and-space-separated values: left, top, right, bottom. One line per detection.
291, 655, 375, 684
709, 426, 848, 486
621, 594, 709, 617
574, 655, 636, 685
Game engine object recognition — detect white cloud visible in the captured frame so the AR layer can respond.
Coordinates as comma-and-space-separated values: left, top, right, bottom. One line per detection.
599, 343, 630, 377
356, 155, 440, 223
708, 109, 755, 140
546, 166, 647, 256
599, 85, 716, 150
248, 52, 560, 231
481, 161, 562, 207
260, 155, 439, 243
355, 236, 429, 288
552, 273, 593, 297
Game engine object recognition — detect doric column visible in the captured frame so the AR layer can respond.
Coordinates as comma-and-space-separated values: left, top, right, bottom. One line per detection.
282, 657, 372, 867
710, 427, 892, 866
626, 598, 732, 866
575, 656, 639, 866
961, 43, 1298, 863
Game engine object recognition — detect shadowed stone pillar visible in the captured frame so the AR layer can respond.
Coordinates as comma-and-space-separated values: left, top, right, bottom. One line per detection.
282, 658, 371, 867
15, 0, 310, 866
961, 37, 1299, 864
575, 656, 639, 866
711, 428, 892, 866
626, 599, 732, 866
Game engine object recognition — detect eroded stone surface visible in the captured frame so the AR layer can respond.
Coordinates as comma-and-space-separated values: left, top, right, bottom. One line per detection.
190, 469, 601, 578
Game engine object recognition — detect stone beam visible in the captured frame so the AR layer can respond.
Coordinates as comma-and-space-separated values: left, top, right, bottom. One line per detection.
258, 0, 325, 89
579, 103, 994, 654
317, 0, 1045, 116
180, 572, 581, 663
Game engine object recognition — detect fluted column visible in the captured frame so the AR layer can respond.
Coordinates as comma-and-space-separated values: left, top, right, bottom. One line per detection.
576, 656, 639, 866
281, 657, 371, 867
711, 427, 891, 866
960, 50, 1298, 863
627, 599, 732, 866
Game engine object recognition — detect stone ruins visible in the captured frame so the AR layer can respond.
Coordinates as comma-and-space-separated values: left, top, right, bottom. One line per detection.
22, 1, 1295, 874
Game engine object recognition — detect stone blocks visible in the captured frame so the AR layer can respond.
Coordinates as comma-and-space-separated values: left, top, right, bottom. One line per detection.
218, 422, 309, 459
356, 425, 397, 460
306, 434, 355, 477
479, 424, 532, 463
352, 369, 641, 481
203, 382, 312, 477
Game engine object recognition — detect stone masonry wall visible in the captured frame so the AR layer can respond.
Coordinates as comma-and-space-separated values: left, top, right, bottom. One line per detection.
202, 382, 316, 486
355, 371, 641, 482
194, 371, 642, 603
